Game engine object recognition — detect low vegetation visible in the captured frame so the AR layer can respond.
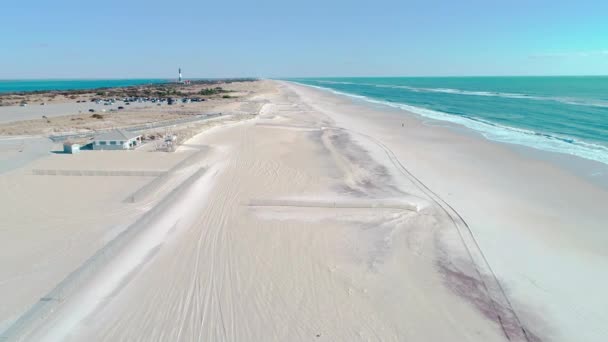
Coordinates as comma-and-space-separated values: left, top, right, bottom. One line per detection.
199, 87, 228, 96
0, 78, 257, 106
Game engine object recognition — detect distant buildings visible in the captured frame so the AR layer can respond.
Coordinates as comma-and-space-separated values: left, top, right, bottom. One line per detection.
92, 129, 142, 150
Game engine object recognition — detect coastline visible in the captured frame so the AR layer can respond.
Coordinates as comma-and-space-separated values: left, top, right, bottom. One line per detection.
284, 81, 608, 342
1, 80, 606, 341
0, 79, 168, 95
290, 79, 608, 170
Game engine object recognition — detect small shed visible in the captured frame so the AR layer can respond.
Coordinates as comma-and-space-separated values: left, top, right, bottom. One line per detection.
63, 142, 80, 154
92, 129, 142, 150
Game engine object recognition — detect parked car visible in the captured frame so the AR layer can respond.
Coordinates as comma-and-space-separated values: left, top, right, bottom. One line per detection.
118, 106, 124, 110
88, 109, 95, 113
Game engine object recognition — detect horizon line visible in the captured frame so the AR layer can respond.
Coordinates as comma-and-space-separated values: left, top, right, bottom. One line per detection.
1, 74, 608, 81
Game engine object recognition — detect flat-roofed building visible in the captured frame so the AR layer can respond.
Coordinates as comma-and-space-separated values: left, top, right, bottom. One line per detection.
92, 129, 142, 150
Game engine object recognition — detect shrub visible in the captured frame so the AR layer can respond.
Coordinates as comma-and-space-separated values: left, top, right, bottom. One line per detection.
199, 88, 224, 95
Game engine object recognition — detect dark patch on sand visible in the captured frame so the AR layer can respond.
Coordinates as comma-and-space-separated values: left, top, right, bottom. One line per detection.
325, 129, 404, 197
436, 255, 543, 342
335, 184, 367, 197
306, 130, 344, 180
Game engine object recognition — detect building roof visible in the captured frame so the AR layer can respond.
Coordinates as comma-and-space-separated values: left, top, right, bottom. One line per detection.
93, 129, 141, 141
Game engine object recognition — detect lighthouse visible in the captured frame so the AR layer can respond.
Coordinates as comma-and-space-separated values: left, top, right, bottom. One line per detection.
178, 68, 182, 83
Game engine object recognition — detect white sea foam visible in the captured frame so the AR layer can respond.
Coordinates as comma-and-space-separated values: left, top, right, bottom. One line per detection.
406, 85, 607, 108
317, 81, 608, 108
296, 82, 608, 166
317, 80, 359, 85
400, 86, 608, 108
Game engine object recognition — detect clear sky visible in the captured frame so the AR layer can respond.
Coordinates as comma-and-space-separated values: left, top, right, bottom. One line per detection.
1, 0, 607, 79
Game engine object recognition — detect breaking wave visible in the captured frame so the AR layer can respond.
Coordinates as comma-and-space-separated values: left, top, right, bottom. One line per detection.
316, 80, 608, 108
298, 83, 608, 166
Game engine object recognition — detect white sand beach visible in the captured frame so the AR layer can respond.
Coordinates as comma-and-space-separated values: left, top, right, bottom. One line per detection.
1, 80, 607, 342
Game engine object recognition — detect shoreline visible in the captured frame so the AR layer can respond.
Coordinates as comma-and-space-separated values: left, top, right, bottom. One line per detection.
283, 81, 608, 342
289, 81, 608, 174
0, 80, 168, 95
1, 80, 606, 341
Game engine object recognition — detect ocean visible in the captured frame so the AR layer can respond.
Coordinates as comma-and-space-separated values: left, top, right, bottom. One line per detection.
0, 79, 168, 94
289, 77, 608, 166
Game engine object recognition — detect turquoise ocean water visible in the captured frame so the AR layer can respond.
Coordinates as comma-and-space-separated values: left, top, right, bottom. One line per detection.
289, 77, 608, 166
0, 79, 168, 93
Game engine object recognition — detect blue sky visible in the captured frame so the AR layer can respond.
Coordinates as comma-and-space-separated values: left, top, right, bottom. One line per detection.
1, 0, 607, 78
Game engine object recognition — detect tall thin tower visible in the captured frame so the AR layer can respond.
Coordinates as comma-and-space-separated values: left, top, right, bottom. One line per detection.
178, 68, 182, 83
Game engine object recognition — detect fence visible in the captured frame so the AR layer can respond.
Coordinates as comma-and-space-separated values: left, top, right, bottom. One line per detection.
31, 169, 165, 177
123, 149, 208, 203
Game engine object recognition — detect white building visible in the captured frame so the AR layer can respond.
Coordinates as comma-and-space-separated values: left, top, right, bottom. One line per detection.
92, 129, 142, 150
63, 142, 80, 154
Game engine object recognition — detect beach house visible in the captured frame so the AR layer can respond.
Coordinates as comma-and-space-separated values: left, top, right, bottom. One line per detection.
92, 129, 142, 150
